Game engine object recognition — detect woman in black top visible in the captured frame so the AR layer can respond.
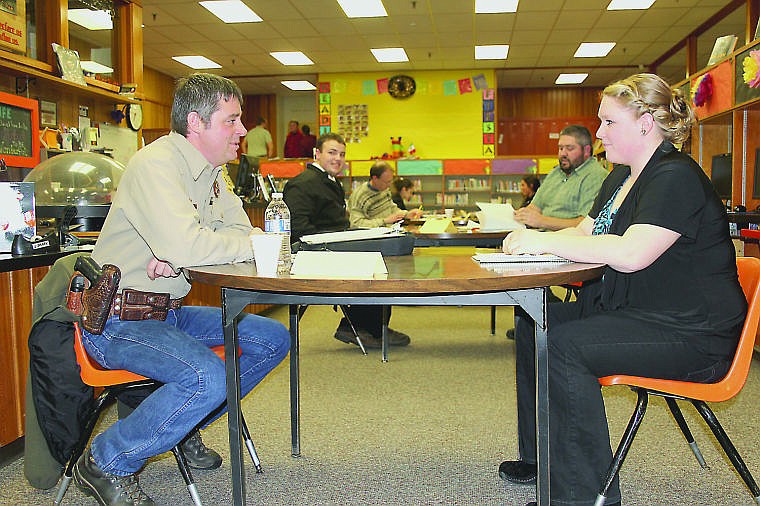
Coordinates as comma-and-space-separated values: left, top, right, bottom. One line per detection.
499, 73, 746, 506
391, 177, 414, 211
519, 174, 540, 208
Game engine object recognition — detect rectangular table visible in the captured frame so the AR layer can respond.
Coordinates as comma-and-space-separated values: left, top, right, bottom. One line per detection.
188, 248, 604, 506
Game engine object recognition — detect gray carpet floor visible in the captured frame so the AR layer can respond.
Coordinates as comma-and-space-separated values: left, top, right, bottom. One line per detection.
3, 303, 760, 505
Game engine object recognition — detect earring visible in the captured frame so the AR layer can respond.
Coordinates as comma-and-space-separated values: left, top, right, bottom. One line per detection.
641, 129, 646, 136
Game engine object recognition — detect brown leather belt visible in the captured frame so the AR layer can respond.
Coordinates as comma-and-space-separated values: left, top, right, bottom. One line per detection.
110, 289, 183, 321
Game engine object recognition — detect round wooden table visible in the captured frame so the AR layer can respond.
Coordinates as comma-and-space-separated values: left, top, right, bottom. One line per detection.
188, 247, 604, 506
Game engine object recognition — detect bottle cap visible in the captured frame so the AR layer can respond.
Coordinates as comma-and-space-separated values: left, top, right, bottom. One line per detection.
272, 192, 283, 199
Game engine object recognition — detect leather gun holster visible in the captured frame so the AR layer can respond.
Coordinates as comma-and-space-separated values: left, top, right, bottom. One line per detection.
79, 263, 121, 335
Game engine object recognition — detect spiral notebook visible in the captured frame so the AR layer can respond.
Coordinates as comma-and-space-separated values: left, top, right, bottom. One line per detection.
472, 253, 570, 263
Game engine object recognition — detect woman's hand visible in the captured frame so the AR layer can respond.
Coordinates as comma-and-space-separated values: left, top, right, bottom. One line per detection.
502, 229, 546, 255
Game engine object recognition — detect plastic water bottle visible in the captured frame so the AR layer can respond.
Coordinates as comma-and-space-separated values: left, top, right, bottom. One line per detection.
264, 192, 292, 274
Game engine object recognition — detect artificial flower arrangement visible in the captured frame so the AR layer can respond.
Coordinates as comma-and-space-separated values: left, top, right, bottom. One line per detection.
742, 50, 760, 88
691, 73, 713, 107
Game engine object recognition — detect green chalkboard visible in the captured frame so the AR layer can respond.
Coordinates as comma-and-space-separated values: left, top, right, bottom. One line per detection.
0, 102, 33, 158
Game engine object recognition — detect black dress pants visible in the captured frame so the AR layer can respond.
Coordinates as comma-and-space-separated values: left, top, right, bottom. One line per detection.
338, 305, 391, 338
514, 301, 731, 506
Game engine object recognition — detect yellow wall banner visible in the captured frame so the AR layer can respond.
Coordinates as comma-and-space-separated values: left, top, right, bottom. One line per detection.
0, 0, 26, 55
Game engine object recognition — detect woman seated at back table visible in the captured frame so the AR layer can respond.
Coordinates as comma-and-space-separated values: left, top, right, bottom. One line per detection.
391, 177, 415, 211
519, 174, 540, 208
498, 73, 747, 506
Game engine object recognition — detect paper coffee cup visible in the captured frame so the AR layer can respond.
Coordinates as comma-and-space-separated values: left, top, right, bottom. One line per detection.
444, 208, 454, 219
250, 234, 283, 276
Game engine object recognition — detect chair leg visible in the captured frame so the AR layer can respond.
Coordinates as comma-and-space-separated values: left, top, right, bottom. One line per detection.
691, 400, 760, 504
338, 305, 367, 355
595, 388, 649, 506
490, 306, 496, 335
664, 397, 707, 469
54, 389, 114, 505
172, 446, 202, 506
240, 415, 263, 473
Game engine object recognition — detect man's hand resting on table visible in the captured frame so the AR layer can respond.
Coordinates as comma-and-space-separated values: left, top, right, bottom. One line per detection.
384, 211, 408, 224
514, 206, 545, 229
147, 257, 181, 280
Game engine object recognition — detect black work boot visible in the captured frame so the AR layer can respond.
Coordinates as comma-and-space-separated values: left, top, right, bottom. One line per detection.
73, 449, 154, 505
180, 430, 222, 470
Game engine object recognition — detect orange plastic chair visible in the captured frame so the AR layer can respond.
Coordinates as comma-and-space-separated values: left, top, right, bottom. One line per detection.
595, 256, 760, 506
54, 322, 262, 506
562, 281, 583, 302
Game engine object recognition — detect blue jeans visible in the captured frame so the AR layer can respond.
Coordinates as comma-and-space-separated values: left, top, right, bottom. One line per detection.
81, 306, 289, 476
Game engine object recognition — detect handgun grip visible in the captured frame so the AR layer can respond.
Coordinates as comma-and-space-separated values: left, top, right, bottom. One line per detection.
75, 255, 103, 285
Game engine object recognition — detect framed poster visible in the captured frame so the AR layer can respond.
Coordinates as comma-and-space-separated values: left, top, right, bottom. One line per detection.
38, 99, 57, 127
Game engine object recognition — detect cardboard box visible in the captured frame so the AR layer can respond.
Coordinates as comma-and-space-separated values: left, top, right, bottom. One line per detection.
1, 182, 36, 253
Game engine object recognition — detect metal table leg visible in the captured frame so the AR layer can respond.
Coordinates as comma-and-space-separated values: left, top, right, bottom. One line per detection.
222, 288, 249, 506
289, 304, 301, 457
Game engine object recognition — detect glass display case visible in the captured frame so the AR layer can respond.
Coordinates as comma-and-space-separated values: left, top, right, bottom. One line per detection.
24, 151, 126, 231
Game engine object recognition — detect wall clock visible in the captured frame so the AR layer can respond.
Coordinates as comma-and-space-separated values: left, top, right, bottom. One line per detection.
388, 75, 416, 99
126, 103, 143, 131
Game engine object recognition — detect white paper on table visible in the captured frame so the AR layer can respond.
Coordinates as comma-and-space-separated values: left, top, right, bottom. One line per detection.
475, 202, 526, 232
290, 251, 388, 279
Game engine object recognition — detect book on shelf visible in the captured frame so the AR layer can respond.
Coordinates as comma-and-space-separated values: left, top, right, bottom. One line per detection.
707, 35, 738, 66
51, 43, 87, 86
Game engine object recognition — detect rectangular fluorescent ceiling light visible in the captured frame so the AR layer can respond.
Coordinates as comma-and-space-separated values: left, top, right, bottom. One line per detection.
337, 0, 387, 18
475, 0, 519, 13
172, 55, 222, 69
281, 81, 317, 91
270, 51, 314, 66
607, 0, 655, 10
68, 9, 112, 30
475, 44, 509, 60
574, 42, 616, 58
556, 73, 588, 85
371, 47, 409, 63
80, 61, 114, 74
199, 1, 262, 23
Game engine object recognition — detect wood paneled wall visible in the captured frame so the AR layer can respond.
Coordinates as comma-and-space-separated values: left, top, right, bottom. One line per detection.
242, 94, 278, 150
142, 67, 175, 131
497, 87, 603, 119
496, 87, 604, 156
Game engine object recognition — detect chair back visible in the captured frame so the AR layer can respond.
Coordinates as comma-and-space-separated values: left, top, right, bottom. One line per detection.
599, 256, 760, 402
717, 256, 760, 400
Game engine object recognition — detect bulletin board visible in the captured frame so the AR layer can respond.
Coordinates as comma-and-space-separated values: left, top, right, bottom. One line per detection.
318, 70, 495, 161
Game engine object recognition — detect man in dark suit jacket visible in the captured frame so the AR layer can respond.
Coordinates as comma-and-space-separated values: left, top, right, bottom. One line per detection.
283, 132, 411, 349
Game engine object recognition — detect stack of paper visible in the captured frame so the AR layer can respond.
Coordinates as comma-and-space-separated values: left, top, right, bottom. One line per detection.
475, 202, 525, 232
472, 253, 569, 263
290, 251, 388, 279
300, 227, 400, 245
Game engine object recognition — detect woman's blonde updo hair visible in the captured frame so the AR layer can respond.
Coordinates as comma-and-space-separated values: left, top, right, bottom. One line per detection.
602, 73, 694, 145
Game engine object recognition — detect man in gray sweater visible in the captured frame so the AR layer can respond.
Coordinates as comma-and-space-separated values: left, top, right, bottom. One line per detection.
348, 161, 422, 228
